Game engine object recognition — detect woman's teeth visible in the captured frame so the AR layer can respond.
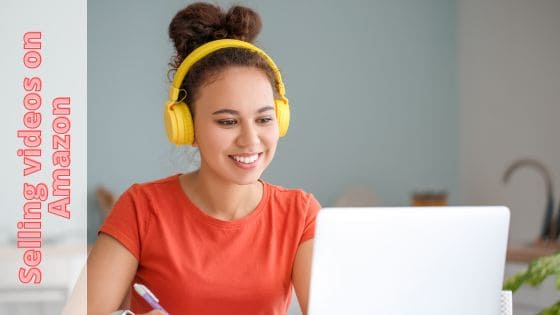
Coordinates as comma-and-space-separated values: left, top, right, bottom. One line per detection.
231, 154, 259, 164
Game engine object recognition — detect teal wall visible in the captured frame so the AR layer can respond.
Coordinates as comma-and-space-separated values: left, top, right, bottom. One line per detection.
88, 0, 458, 241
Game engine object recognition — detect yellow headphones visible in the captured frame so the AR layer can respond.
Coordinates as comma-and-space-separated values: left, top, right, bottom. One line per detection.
164, 39, 290, 145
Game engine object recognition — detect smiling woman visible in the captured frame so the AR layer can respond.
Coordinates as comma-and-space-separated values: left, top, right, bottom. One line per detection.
86, 2, 320, 315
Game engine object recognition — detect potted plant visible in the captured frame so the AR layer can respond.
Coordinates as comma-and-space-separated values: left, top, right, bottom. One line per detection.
503, 253, 560, 314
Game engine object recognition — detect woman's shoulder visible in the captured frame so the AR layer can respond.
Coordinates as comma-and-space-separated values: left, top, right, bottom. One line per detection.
264, 180, 308, 195
128, 173, 180, 190
261, 181, 322, 240
121, 174, 181, 201
262, 180, 321, 209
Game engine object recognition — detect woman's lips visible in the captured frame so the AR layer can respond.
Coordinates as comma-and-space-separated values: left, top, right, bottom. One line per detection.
229, 152, 262, 169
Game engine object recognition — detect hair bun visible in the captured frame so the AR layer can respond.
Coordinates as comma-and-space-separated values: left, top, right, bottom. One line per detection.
169, 2, 262, 66
223, 6, 262, 42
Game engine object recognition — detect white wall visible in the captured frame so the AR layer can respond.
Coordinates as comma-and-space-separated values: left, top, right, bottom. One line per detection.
458, 0, 560, 244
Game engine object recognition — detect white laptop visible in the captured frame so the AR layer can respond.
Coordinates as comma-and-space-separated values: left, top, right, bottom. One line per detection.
307, 206, 510, 315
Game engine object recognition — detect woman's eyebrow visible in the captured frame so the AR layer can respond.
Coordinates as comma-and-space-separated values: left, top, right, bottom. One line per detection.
257, 106, 275, 113
212, 106, 275, 115
212, 109, 238, 115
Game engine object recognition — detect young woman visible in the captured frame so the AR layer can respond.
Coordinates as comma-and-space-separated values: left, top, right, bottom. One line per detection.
87, 3, 320, 315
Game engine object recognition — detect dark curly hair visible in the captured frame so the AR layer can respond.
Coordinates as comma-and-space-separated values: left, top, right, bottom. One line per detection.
168, 2, 278, 115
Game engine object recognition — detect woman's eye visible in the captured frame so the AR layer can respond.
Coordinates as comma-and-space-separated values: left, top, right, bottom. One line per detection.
217, 119, 237, 126
257, 117, 273, 124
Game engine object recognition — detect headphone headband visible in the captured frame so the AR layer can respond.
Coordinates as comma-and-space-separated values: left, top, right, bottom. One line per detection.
169, 39, 286, 103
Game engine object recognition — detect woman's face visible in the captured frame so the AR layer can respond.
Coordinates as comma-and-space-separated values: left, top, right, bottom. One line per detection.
192, 66, 279, 185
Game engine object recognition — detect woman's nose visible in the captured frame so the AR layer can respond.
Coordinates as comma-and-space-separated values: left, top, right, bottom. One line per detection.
236, 122, 260, 147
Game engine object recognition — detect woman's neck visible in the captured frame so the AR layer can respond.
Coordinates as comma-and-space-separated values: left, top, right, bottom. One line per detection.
182, 169, 262, 221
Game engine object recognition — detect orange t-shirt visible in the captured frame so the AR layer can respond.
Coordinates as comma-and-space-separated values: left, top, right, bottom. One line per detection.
99, 174, 321, 315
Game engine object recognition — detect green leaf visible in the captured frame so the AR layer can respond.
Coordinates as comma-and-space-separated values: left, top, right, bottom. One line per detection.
504, 253, 560, 314
504, 253, 560, 290
536, 300, 560, 315
503, 271, 529, 292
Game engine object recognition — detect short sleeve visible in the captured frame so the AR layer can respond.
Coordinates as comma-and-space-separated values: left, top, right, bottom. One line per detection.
98, 184, 148, 260
299, 193, 322, 245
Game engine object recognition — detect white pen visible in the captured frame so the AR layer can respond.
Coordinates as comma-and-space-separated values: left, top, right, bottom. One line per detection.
133, 283, 170, 315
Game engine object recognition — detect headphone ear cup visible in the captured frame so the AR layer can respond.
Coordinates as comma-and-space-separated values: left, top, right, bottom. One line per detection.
164, 101, 195, 145
275, 99, 290, 137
